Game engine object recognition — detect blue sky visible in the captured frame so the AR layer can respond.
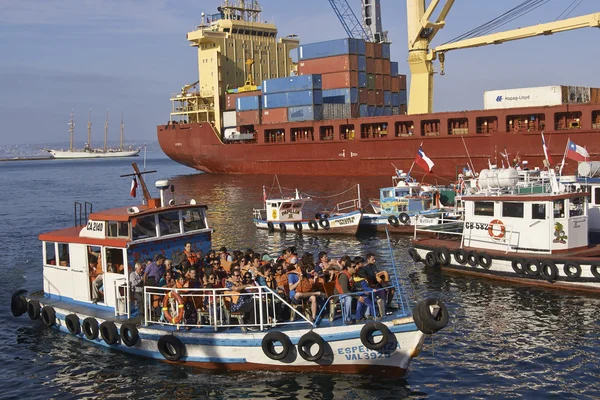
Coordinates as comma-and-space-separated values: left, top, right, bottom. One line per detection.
0, 0, 598, 145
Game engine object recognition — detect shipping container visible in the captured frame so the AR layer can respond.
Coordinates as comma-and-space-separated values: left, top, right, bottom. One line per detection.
358, 55, 367, 72
383, 106, 392, 116
356, 39, 366, 56
298, 38, 363, 60
374, 106, 384, 117
368, 105, 376, 116
383, 91, 392, 106
367, 90, 376, 105
375, 75, 383, 91
392, 93, 400, 107
374, 43, 383, 58
399, 90, 407, 105
382, 43, 391, 59
237, 110, 261, 125
359, 104, 369, 117
226, 91, 261, 111
383, 75, 391, 91
592, 88, 600, 104
366, 58, 375, 73
358, 72, 367, 88
223, 110, 237, 128
375, 91, 384, 106
391, 106, 400, 115
391, 76, 400, 92
261, 108, 288, 124
365, 42, 375, 58
323, 88, 359, 104
263, 90, 323, 108
367, 74, 376, 90
390, 62, 399, 77
237, 95, 261, 111
399, 105, 408, 114
322, 103, 361, 120
382, 59, 391, 75
358, 88, 368, 104
288, 105, 324, 122
483, 85, 593, 110
374, 59, 383, 74
262, 74, 322, 94
399, 75, 407, 90
322, 71, 359, 90
298, 55, 358, 75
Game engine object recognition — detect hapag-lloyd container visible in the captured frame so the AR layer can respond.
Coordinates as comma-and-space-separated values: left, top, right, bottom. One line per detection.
298, 38, 365, 60
262, 74, 322, 94
323, 88, 359, 104
288, 105, 324, 122
483, 85, 593, 110
237, 95, 261, 111
262, 108, 288, 124
321, 71, 359, 90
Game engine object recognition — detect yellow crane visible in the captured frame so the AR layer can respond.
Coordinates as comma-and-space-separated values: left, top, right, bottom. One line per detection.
181, 80, 199, 96
406, 0, 600, 115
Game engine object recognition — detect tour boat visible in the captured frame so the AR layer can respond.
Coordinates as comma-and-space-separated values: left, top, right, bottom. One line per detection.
10, 163, 448, 376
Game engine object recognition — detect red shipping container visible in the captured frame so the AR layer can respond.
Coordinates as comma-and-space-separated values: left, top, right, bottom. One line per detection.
298, 55, 359, 75
226, 91, 261, 111
375, 75, 383, 91
375, 91, 384, 106
391, 76, 400, 92
398, 75, 407, 90
365, 42, 375, 58
383, 75, 391, 91
322, 71, 359, 90
358, 88, 368, 104
382, 59, 391, 75
367, 90, 376, 105
399, 105, 407, 114
237, 110, 261, 126
374, 59, 383, 74
261, 108, 288, 124
374, 43, 383, 58
366, 58, 375, 74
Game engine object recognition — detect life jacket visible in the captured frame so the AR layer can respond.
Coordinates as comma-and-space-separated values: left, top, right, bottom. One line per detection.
275, 272, 289, 288
185, 250, 199, 266
295, 276, 314, 293
335, 270, 353, 294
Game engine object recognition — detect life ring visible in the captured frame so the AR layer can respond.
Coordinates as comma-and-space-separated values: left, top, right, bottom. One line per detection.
525, 260, 541, 276
294, 222, 303, 232
563, 261, 581, 278
82, 317, 99, 340
65, 314, 81, 335
10, 290, 27, 317
541, 261, 558, 282
477, 253, 492, 269
297, 331, 325, 362
279, 223, 287, 233
591, 263, 600, 280
319, 218, 330, 230
454, 249, 468, 265
41, 306, 56, 327
120, 322, 139, 347
399, 213, 410, 225
158, 335, 185, 361
423, 251, 437, 268
436, 247, 451, 265
100, 321, 119, 345
408, 248, 421, 262
488, 219, 506, 240
27, 300, 41, 320
388, 215, 400, 227
163, 291, 185, 324
466, 251, 478, 267
412, 298, 449, 334
267, 222, 275, 232
511, 258, 526, 274
261, 331, 292, 361
308, 220, 319, 231
360, 322, 392, 351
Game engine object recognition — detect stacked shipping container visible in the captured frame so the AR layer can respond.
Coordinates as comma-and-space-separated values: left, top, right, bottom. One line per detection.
261, 74, 324, 124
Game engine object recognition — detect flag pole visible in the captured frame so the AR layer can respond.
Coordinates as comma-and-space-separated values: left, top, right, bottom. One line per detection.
461, 136, 476, 174
407, 142, 421, 178
559, 138, 569, 177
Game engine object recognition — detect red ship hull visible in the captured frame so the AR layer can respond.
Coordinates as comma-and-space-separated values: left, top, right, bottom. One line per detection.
157, 103, 600, 180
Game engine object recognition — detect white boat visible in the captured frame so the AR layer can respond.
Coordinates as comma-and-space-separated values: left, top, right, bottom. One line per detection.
10, 164, 449, 376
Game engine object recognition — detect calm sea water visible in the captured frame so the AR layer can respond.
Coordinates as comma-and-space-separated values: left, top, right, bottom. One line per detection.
2, 153, 600, 399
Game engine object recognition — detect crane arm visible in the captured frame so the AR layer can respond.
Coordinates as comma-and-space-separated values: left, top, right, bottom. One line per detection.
328, 0, 373, 42
433, 12, 600, 54
410, 0, 455, 48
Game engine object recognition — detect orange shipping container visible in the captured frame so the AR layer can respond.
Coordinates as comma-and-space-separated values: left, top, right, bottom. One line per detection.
367, 90, 376, 105
298, 54, 359, 75
375, 75, 383, 91
366, 58, 375, 74
373, 43, 383, 58
398, 75, 407, 90
358, 88, 368, 104
237, 110, 261, 126
382, 59, 391, 75
375, 91, 384, 106
365, 42, 375, 58
226, 91, 261, 111
391, 76, 400, 92
383, 75, 391, 91
374, 59, 383, 74
262, 108, 288, 124
592, 88, 600, 104
322, 71, 359, 90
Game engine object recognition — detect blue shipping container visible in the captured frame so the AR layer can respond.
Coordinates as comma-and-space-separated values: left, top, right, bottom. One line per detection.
358, 72, 367, 88
356, 39, 366, 56
263, 93, 287, 109
323, 88, 359, 104
392, 93, 401, 107
382, 43, 391, 59
263, 90, 323, 109
298, 38, 359, 60
262, 74, 322, 94
383, 106, 392, 116
359, 104, 368, 117
358, 55, 367, 72
384, 91, 392, 106
237, 95, 261, 111
368, 105, 376, 116
374, 106, 384, 117
390, 62, 399, 77
399, 90, 407, 104
288, 105, 323, 122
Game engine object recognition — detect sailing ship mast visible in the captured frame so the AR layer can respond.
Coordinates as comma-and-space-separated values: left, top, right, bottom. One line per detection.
104, 110, 108, 153
68, 111, 75, 152
87, 110, 92, 151
120, 111, 124, 151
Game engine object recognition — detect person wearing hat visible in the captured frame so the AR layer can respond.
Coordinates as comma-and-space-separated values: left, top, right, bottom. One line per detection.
261, 253, 273, 265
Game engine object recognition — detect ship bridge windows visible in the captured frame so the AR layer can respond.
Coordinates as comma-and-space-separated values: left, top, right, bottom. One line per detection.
183, 208, 207, 232
158, 211, 181, 236
421, 119, 440, 136
532, 203, 546, 220
448, 118, 469, 135
502, 202, 524, 218
340, 124, 355, 140
476, 117, 498, 134
555, 112, 582, 130
107, 221, 129, 238
265, 129, 286, 143
506, 114, 545, 133
593, 111, 600, 129
291, 127, 314, 142
474, 201, 495, 216
132, 215, 158, 240
320, 126, 334, 141
361, 123, 388, 139
395, 121, 414, 137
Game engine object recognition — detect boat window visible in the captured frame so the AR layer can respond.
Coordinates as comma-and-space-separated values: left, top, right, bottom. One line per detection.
319, 126, 334, 141
182, 208, 207, 232
502, 202, 524, 218
291, 127, 314, 142
281, 203, 292, 209
395, 121, 414, 137
381, 189, 393, 198
553, 200, 565, 218
532, 203, 546, 220
232, 28, 237, 34
158, 211, 181, 236
595, 187, 600, 205
105, 248, 125, 274
58, 243, 70, 267
44, 242, 56, 265
107, 221, 129, 238
223, 28, 230, 33
340, 124, 355, 140
569, 197, 585, 217
474, 201, 494, 216
292, 203, 302, 208
132, 215, 158, 240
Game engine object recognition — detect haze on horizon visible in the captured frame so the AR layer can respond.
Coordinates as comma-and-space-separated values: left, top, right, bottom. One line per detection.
0, 0, 598, 145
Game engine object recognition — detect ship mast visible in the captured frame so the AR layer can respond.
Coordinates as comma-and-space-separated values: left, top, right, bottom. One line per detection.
68, 111, 75, 152
120, 111, 124, 151
87, 110, 92, 151
104, 110, 108, 153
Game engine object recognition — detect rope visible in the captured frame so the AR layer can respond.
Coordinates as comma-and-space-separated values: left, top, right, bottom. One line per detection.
299, 184, 359, 199
556, 0, 584, 20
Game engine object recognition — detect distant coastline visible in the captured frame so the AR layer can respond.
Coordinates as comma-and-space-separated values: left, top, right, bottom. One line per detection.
0, 156, 54, 162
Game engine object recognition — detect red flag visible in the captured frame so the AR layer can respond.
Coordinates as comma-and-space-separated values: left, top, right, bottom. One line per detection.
414, 147, 434, 173
130, 177, 138, 198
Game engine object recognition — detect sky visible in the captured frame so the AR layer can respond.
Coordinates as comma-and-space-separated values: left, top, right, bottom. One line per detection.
0, 0, 598, 145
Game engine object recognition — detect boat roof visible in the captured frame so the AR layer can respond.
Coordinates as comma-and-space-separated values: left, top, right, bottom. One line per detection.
465, 192, 588, 202
89, 203, 208, 222
39, 226, 129, 247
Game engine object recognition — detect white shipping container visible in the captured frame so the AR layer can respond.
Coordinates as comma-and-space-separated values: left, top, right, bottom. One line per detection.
484, 86, 563, 110
223, 111, 237, 128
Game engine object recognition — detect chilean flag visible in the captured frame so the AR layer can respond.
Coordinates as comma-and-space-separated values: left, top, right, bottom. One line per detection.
130, 177, 138, 198
566, 140, 589, 162
541, 133, 553, 166
415, 147, 435, 173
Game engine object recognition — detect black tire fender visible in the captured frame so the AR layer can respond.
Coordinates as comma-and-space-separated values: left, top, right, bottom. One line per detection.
408, 248, 421, 262
563, 261, 582, 278
65, 314, 81, 335
41, 306, 56, 327
279, 222, 287, 233
525, 260, 542, 276
388, 215, 399, 227
591, 263, 600, 280
308, 220, 319, 231
477, 253, 492, 269
414, 298, 449, 334
319, 218, 330, 230
10, 290, 27, 317
466, 251, 478, 267
158, 335, 185, 361
511, 258, 526, 274
399, 212, 410, 225
293, 222, 303, 232
297, 331, 325, 362
82, 317, 99, 340
100, 321, 119, 345
261, 331, 292, 361
360, 322, 392, 351
120, 322, 139, 347
454, 249, 468, 265
267, 221, 274, 232
436, 247, 451, 265
541, 261, 559, 282
423, 251, 437, 268
27, 300, 41, 320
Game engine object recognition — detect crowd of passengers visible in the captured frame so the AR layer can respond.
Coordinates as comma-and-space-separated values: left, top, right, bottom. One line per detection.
129, 243, 396, 327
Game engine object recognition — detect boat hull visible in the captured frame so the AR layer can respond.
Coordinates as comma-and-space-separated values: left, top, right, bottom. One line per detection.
254, 211, 362, 235
360, 211, 446, 234
49, 150, 140, 159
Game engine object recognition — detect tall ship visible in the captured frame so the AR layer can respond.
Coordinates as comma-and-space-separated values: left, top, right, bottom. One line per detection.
49, 111, 140, 159
157, 0, 600, 179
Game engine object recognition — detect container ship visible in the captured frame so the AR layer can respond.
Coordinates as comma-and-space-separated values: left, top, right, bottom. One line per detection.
157, 0, 600, 180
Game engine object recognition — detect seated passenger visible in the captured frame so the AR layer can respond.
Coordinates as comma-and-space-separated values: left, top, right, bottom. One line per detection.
334, 260, 356, 324
287, 264, 322, 322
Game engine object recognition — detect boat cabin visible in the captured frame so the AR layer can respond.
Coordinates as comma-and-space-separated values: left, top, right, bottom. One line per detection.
379, 172, 437, 216
263, 191, 310, 222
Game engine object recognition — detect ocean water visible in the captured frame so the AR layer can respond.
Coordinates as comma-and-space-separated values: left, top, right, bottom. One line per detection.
2, 153, 600, 399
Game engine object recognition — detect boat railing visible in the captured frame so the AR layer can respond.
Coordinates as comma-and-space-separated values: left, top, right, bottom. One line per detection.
252, 208, 266, 220
335, 198, 360, 214
114, 279, 130, 318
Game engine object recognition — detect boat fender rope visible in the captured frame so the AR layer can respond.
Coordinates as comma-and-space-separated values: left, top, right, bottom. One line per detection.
261, 331, 293, 361
297, 331, 326, 362
360, 322, 392, 351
